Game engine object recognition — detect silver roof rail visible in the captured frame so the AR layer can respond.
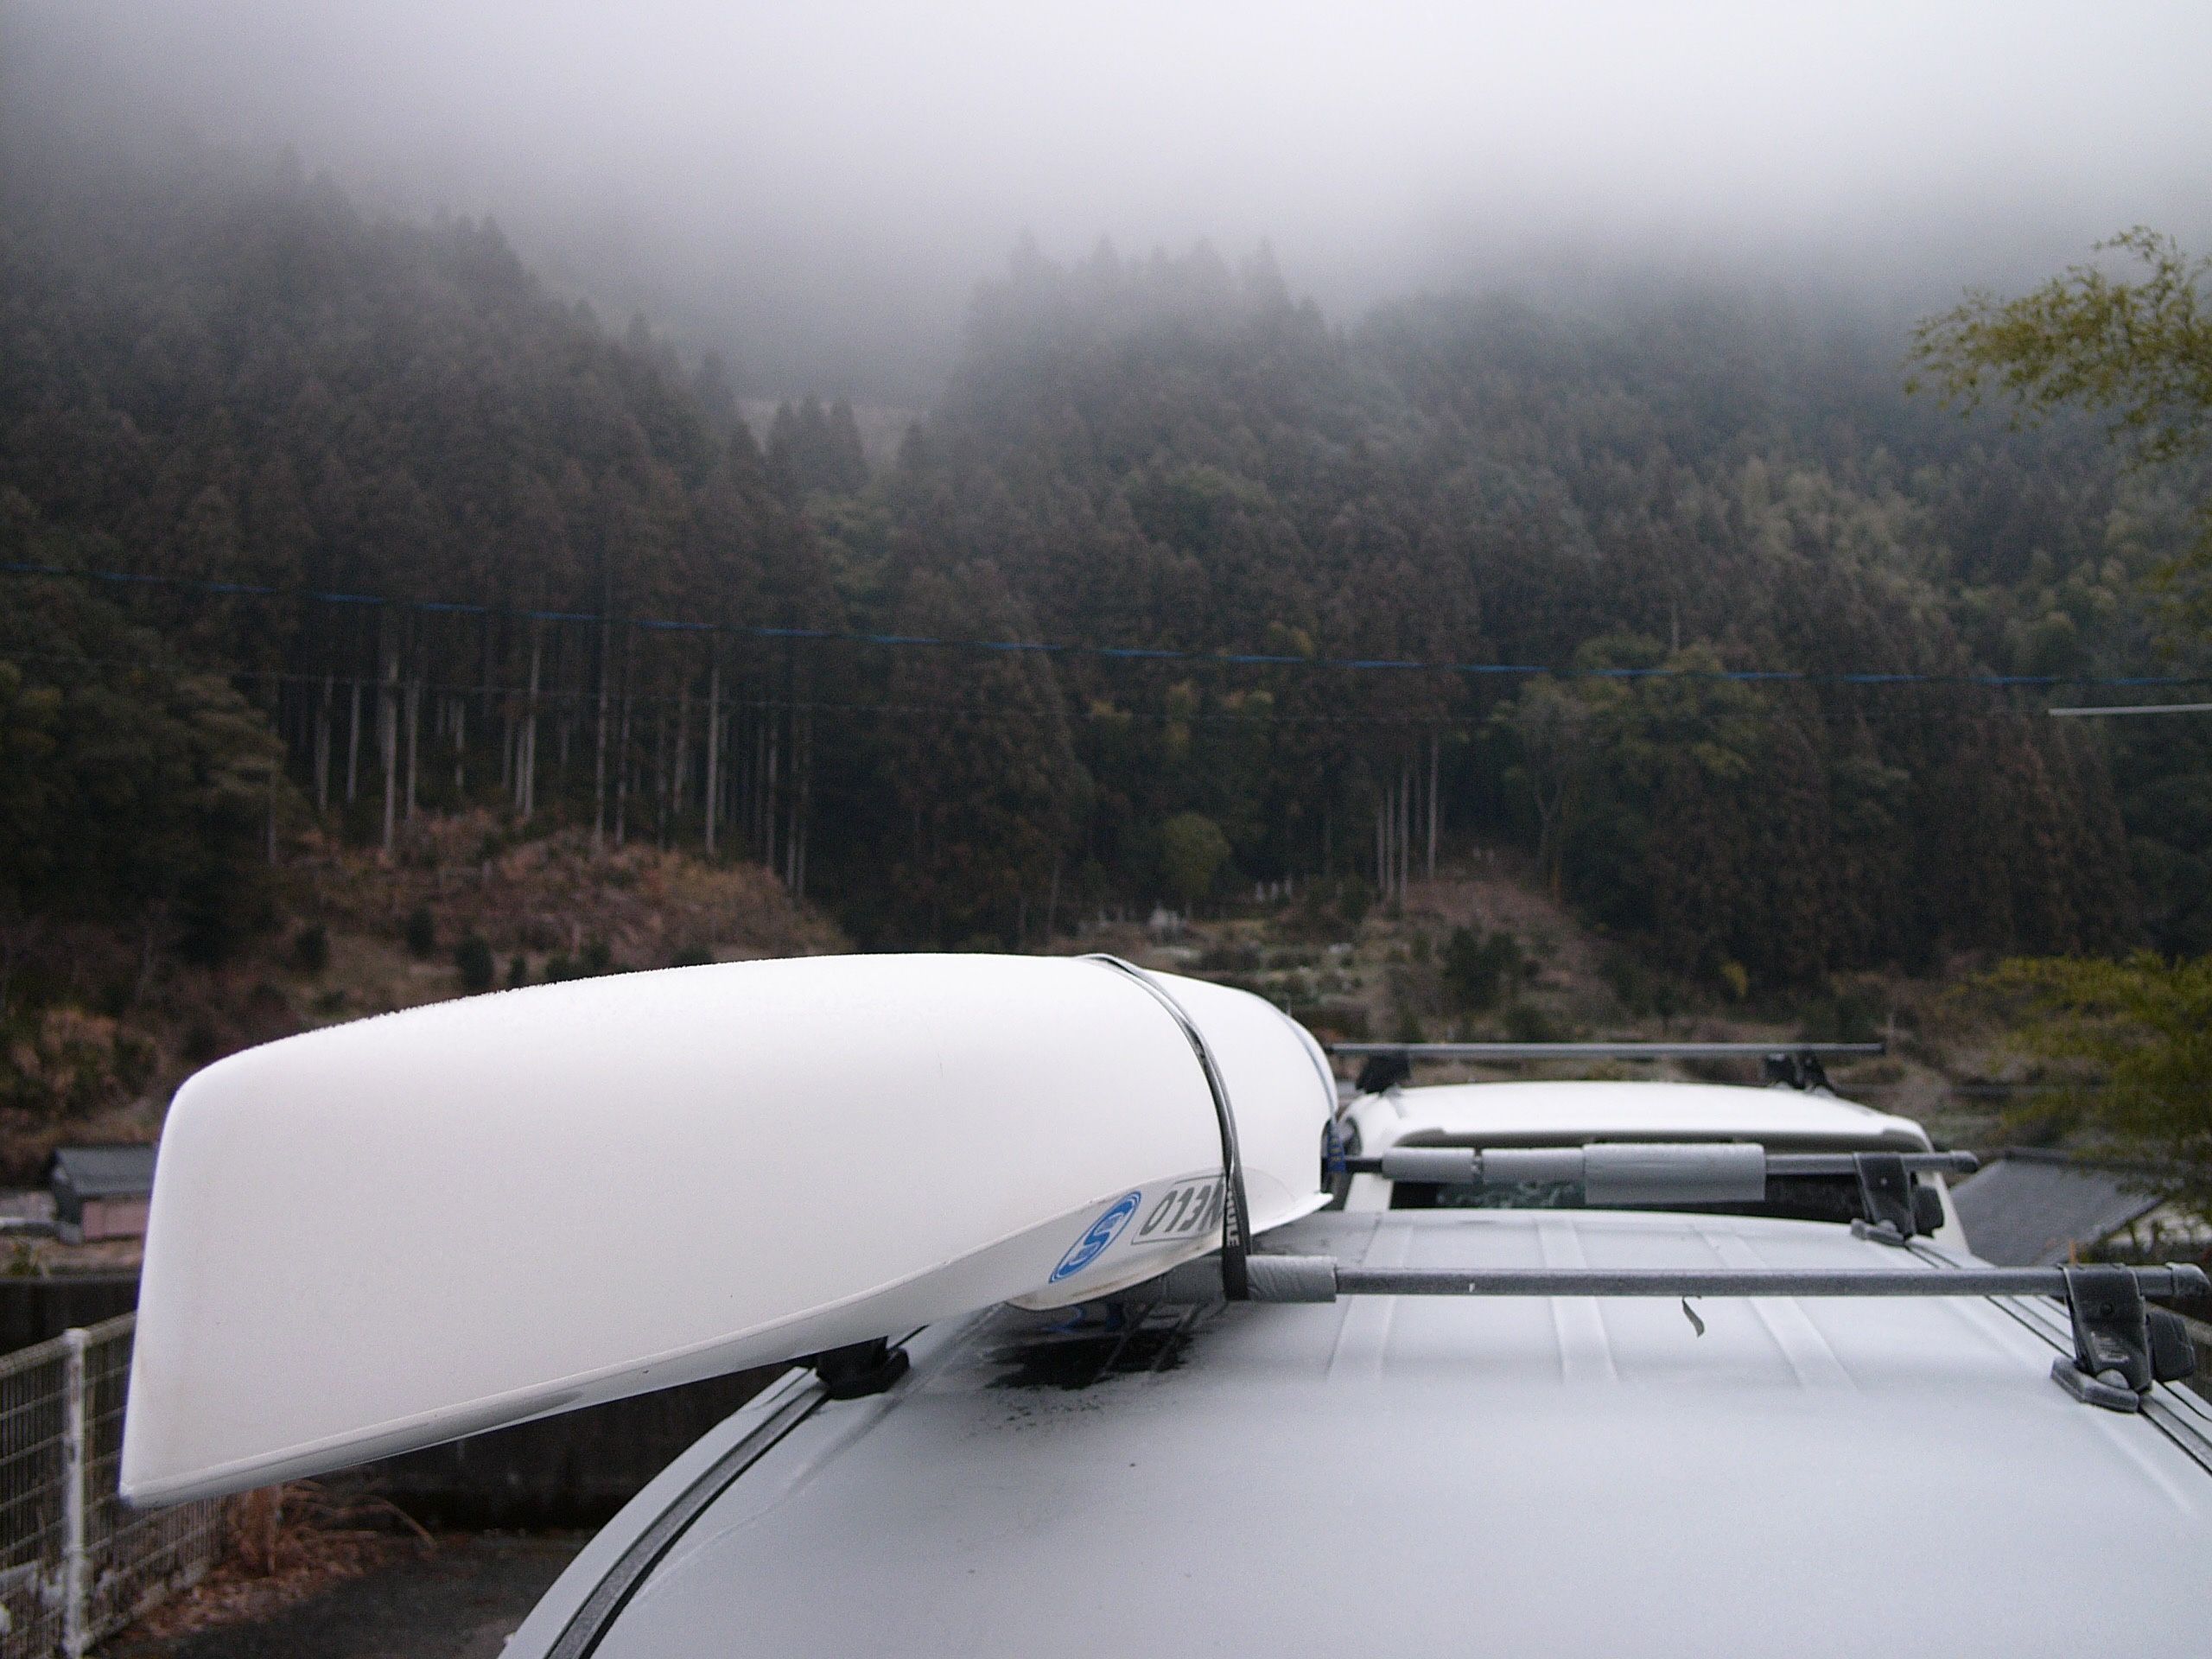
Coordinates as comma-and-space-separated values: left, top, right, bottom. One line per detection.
1329, 1042, 1887, 1061
1331, 1041, 1886, 1096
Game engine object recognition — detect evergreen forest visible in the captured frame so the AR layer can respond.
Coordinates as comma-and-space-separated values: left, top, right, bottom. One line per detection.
6, 118, 2211, 1020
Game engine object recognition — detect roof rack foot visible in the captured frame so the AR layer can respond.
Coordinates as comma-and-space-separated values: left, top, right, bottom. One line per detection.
2050, 1264, 2201, 1411
811, 1338, 910, 1400
2050, 1357, 2143, 1413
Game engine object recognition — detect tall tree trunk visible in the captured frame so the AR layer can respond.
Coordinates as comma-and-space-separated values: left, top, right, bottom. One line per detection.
404, 677, 421, 824
703, 655, 721, 857
379, 639, 398, 858
315, 674, 333, 813
519, 627, 541, 820
593, 622, 611, 852
1399, 762, 1411, 902
763, 711, 779, 879
615, 691, 632, 848
1427, 731, 1440, 880
453, 697, 466, 795
796, 713, 810, 899
671, 680, 690, 844
346, 676, 362, 805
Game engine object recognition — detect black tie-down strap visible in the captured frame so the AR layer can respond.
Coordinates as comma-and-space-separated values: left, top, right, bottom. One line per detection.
1084, 955, 1252, 1300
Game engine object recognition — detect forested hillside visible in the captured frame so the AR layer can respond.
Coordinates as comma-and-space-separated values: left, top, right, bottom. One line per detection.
4, 121, 2209, 1052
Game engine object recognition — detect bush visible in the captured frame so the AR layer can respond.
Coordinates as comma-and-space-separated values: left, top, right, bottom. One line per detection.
507, 954, 529, 988
1196, 940, 1262, 974
454, 934, 495, 993
290, 923, 329, 975
1336, 877, 1374, 929
1442, 926, 1525, 1012
582, 938, 614, 975
1159, 813, 1231, 911
671, 944, 714, 969
403, 906, 436, 958
1601, 950, 1652, 1016
1503, 1000, 1565, 1043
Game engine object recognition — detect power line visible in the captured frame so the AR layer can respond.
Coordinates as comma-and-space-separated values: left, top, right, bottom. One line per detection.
8, 560, 2209, 694
0, 647, 2136, 729
2049, 702, 2212, 717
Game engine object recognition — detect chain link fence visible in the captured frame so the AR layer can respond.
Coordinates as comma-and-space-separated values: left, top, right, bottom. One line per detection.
0, 1316, 223, 1657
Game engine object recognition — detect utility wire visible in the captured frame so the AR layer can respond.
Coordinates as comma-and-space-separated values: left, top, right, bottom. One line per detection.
0, 648, 2126, 728
2049, 702, 2212, 717
8, 560, 2209, 693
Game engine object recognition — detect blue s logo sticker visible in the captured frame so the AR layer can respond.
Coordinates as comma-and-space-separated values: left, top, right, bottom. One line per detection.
1049, 1192, 1141, 1283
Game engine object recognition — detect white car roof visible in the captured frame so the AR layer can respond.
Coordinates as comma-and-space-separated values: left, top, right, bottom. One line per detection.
524, 1208, 2212, 1659
1351, 1079, 1933, 1151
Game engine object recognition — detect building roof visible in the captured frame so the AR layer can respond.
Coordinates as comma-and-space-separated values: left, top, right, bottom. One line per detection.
45, 1145, 157, 1200
1949, 1149, 2167, 1267
556, 1208, 2212, 1659
1349, 1079, 1933, 1152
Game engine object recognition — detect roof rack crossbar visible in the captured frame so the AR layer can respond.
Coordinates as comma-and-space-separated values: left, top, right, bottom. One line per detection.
1144, 1256, 2209, 1411
1155, 1258, 2208, 1306
1342, 1147, 1977, 1185
1330, 1042, 1887, 1061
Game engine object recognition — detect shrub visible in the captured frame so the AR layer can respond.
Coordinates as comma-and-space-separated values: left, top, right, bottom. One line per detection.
507, 954, 529, 988
671, 944, 714, 969
454, 934, 495, 993
290, 924, 329, 976
1160, 813, 1231, 911
1442, 926, 1525, 1012
403, 906, 435, 959
581, 938, 614, 976
1503, 1001, 1565, 1043
1601, 950, 1652, 1016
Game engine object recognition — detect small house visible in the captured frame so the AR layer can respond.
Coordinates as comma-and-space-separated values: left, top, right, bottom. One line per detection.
1949, 1147, 2184, 1266
47, 1145, 159, 1244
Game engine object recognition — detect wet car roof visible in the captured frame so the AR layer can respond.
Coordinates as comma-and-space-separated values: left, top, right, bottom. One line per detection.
542, 1208, 2212, 1659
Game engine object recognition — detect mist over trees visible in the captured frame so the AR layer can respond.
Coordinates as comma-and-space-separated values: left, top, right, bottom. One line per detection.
4, 123, 2208, 1011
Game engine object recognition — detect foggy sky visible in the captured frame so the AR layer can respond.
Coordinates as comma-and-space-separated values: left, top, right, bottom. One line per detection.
11, 0, 2212, 398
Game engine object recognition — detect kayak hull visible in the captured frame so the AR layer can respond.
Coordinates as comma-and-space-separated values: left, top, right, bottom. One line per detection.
122, 954, 1332, 1504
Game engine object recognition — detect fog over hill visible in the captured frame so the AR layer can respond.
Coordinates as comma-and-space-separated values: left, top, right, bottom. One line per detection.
10, 1, 2210, 397
2, 0, 2209, 1077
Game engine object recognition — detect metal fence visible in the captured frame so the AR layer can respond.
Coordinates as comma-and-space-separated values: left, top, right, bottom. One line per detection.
0, 1316, 222, 1657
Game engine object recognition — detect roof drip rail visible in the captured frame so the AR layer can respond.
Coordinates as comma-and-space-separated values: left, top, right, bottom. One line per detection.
1329, 1041, 1885, 1094
1141, 1256, 2209, 1410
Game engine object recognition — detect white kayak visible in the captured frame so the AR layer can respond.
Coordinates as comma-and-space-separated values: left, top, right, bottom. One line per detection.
121, 953, 1336, 1505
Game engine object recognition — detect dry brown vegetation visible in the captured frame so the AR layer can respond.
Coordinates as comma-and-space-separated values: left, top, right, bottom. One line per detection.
1086, 855, 2017, 1151
0, 812, 846, 1187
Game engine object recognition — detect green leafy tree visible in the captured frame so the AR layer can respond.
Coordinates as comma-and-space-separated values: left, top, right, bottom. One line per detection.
1979, 954, 2212, 1225
1911, 229, 2212, 610
1159, 812, 1230, 911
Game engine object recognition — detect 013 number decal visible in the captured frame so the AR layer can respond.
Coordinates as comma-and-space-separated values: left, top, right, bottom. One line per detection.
1134, 1178, 1225, 1246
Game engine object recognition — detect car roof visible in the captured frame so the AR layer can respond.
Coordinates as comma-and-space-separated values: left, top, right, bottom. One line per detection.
551, 1207, 2212, 1659
1351, 1078, 1933, 1151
